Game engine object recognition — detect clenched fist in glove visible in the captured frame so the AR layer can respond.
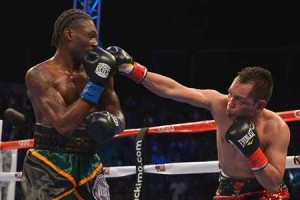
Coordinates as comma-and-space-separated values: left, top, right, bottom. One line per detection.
85, 111, 123, 147
225, 120, 268, 171
106, 46, 148, 84
80, 47, 117, 104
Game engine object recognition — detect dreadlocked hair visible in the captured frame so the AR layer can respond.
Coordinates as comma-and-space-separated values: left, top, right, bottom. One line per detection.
51, 9, 93, 48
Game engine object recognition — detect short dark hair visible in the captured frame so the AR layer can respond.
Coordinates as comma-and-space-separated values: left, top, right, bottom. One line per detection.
237, 66, 273, 102
51, 9, 93, 48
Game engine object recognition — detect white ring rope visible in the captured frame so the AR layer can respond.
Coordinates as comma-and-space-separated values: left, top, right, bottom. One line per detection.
0, 109, 299, 185
0, 155, 299, 182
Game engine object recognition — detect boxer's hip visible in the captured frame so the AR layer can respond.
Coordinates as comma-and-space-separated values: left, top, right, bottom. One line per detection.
34, 123, 96, 153
213, 170, 289, 199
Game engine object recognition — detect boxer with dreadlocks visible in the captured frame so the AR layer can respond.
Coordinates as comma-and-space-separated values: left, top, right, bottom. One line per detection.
21, 9, 125, 200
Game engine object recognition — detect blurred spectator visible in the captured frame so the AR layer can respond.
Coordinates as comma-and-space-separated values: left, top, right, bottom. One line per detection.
168, 176, 188, 200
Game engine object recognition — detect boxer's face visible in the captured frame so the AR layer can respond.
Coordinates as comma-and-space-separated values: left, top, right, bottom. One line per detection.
226, 78, 256, 120
66, 19, 98, 60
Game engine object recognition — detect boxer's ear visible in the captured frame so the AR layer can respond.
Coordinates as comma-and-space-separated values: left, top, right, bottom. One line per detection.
255, 99, 267, 112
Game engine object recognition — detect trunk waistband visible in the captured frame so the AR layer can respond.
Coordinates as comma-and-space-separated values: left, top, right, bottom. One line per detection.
34, 123, 96, 153
218, 170, 264, 195
217, 171, 288, 196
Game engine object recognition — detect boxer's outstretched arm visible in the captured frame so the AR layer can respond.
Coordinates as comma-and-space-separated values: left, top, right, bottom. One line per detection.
106, 46, 220, 110
141, 72, 208, 106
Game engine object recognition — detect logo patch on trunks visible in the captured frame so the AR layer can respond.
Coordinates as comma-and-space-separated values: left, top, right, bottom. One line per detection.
92, 174, 110, 200
233, 181, 245, 195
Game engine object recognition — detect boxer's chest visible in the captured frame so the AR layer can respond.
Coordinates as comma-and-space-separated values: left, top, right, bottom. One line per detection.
55, 72, 87, 105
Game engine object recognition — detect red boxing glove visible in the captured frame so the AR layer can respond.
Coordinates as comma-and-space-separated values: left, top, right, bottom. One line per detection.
106, 46, 148, 84
123, 62, 148, 84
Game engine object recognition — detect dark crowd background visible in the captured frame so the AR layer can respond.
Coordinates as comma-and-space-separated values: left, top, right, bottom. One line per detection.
1, 0, 300, 199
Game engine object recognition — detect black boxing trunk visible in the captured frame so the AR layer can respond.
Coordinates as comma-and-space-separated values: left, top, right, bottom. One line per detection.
213, 171, 290, 200
34, 123, 96, 153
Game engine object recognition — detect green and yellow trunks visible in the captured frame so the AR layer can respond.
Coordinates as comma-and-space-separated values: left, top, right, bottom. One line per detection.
21, 149, 109, 200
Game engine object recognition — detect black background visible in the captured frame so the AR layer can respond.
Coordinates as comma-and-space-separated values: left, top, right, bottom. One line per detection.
2, 1, 300, 110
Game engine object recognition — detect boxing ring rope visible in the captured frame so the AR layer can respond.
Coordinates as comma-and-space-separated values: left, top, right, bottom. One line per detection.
2, 109, 299, 150
0, 109, 299, 183
0, 155, 299, 181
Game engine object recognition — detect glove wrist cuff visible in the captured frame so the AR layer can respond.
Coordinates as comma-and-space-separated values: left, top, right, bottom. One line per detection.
80, 81, 104, 104
127, 62, 148, 84
116, 118, 123, 133
247, 148, 269, 171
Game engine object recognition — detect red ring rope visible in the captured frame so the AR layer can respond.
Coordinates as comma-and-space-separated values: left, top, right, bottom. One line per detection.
1, 109, 299, 150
